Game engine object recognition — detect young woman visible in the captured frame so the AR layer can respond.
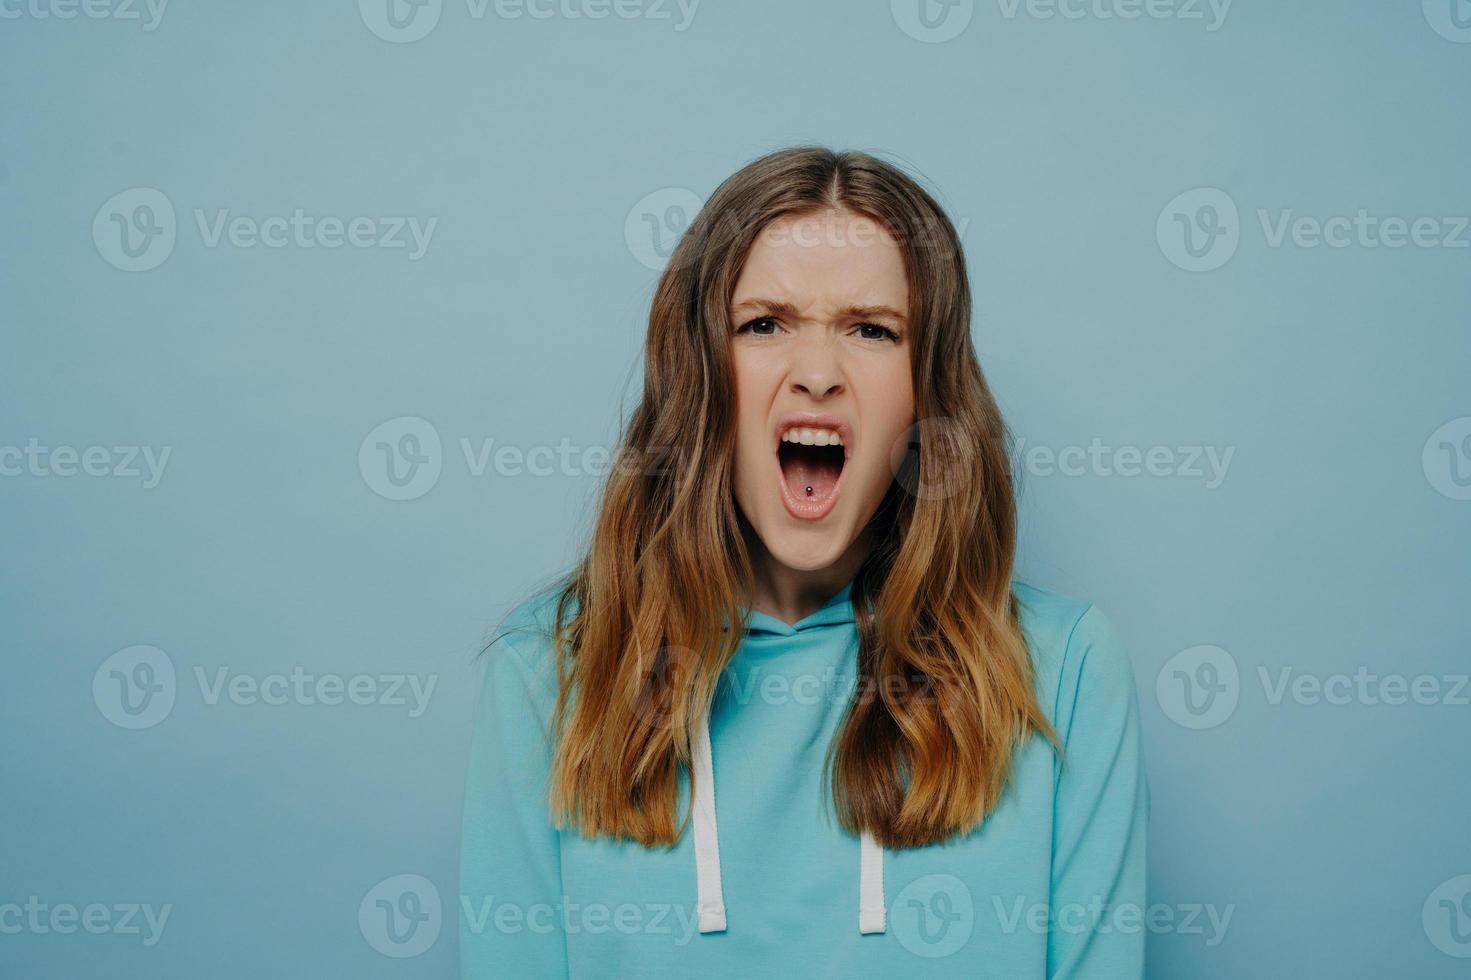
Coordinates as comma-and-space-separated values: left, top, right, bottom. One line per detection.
461, 147, 1148, 978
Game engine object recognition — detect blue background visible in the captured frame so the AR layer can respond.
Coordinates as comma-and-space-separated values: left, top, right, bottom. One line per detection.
2, 1, 1468, 976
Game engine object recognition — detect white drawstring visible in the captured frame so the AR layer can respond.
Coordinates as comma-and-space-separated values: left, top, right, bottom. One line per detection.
859, 829, 887, 933
691, 715, 727, 933
690, 715, 888, 935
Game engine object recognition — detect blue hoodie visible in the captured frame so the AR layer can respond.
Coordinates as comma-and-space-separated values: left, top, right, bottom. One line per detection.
460, 580, 1148, 978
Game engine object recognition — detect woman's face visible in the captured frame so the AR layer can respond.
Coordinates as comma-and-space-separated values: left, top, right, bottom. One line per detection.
728, 208, 916, 573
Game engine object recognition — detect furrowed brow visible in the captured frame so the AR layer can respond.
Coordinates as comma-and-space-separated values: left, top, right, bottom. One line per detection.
731, 298, 907, 324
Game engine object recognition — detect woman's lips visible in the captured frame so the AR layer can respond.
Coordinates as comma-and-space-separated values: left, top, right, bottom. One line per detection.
771, 412, 853, 522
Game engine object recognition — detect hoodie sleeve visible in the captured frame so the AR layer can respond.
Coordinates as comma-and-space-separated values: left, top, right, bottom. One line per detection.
1047, 604, 1150, 979
460, 630, 568, 979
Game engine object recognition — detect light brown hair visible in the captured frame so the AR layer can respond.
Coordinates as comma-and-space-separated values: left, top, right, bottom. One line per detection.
542, 146, 1055, 849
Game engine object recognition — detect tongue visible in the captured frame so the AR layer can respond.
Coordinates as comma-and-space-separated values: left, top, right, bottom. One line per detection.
781, 446, 842, 502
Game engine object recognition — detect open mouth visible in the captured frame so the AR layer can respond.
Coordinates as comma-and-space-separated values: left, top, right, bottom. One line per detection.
775, 419, 850, 521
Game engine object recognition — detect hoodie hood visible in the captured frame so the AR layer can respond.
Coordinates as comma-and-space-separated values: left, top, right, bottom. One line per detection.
736, 580, 857, 637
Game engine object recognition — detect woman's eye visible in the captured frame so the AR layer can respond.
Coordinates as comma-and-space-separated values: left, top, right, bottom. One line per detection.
737, 317, 780, 336
855, 323, 900, 342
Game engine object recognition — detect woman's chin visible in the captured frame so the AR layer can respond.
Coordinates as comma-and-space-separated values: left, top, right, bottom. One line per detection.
759, 523, 856, 574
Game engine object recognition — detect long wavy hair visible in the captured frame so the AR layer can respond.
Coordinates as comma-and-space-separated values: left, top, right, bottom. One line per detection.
541, 146, 1056, 850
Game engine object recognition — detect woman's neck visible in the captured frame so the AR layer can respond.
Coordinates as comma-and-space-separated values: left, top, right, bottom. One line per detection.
744, 527, 871, 626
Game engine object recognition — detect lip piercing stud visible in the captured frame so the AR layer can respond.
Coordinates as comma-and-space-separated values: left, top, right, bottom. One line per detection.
806, 486, 813, 495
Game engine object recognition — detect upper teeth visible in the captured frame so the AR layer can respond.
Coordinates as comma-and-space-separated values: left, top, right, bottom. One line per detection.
781, 427, 843, 446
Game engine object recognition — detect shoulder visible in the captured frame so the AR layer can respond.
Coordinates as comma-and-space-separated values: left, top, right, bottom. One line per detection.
1010, 579, 1139, 738
478, 584, 574, 720
493, 585, 572, 661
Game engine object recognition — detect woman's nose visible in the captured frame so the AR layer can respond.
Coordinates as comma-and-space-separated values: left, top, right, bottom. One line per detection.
787, 335, 845, 399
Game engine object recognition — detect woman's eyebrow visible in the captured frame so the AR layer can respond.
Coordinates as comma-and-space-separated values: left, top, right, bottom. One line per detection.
731, 297, 801, 318
843, 304, 907, 324
731, 298, 907, 323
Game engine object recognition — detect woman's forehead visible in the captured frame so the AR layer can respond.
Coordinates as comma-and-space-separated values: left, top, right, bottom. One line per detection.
732, 212, 909, 312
